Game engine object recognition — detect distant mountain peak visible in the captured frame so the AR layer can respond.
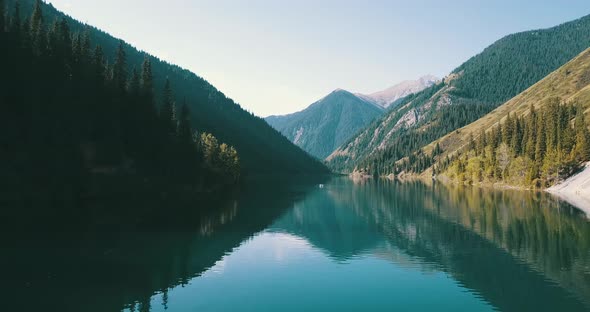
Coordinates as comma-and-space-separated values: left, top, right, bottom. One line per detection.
265, 88, 385, 159
358, 75, 440, 108
329, 88, 351, 96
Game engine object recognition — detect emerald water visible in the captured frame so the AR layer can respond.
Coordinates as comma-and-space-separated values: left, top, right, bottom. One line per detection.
5, 178, 590, 311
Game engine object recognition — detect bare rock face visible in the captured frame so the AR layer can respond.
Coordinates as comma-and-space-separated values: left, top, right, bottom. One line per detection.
356, 75, 439, 109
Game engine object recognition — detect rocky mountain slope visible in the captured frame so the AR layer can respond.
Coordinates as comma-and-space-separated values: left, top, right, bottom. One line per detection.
356, 75, 438, 108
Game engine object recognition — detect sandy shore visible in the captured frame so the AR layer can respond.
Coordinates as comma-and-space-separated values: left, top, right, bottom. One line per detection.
547, 162, 590, 217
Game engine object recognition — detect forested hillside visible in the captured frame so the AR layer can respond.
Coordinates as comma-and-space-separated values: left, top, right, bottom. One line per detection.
327, 13, 590, 175
434, 48, 590, 188
265, 90, 383, 159
0, 0, 243, 195
4, 0, 327, 175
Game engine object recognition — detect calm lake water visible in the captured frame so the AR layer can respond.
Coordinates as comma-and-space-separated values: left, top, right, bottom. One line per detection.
4, 177, 590, 311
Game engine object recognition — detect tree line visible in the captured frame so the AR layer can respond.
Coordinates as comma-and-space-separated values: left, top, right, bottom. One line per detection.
0, 0, 240, 195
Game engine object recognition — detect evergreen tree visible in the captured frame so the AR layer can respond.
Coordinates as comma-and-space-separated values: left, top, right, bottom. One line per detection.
476, 129, 486, 156
29, 0, 44, 55
112, 40, 127, 91
0, 0, 6, 33
524, 105, 537, 159
160, 78, 176, 136
468, 132, 476, 151
490, 124, 501, 150
128, 68, 140, 95
545, 98, 560, 150
575, 108, 590, 161
535, 115, 546, 164
178, 102, 193, 142
59, 18, 72, 60
140, 56, 154, 105
510, 116, 522, 154
81, 29, 91, 58
9, 0, 20, 34
92, 45, 105, 83
502, 113, 514, 144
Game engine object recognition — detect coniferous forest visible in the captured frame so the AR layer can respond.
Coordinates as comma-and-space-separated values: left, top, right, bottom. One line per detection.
0, 0, 241, 190
441, 99, 590, 188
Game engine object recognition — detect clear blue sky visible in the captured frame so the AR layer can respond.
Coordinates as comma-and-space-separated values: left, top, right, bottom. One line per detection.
45, 0, 590, 117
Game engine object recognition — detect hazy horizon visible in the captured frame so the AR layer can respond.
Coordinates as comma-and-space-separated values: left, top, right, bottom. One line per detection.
44, 0, 590, 117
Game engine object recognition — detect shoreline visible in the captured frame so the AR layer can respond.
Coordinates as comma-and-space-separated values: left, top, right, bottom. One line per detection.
353, 165, 590, 217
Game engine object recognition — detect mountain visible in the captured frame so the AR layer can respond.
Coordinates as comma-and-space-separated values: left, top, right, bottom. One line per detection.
266, 89, 384, 159
432, 47, 590, 187
5, 0, 327, 175
266, 76, 437, 159
327, 13, 590, 174
356, 75, 439, 108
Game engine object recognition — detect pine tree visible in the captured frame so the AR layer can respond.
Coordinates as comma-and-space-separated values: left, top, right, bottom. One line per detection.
490, 124, 501, 150
92, 45, 105, 84
160, 78, 176, 136
128, 68, 140, 95
524, 104, 537, 159
0, 0, 6, 33
141, 56, 154, 103
72, 32, 81, 61
545, 98, 560, 150
178, 102, 193, 142
535, 115, 546, 164
476, 128, 486, 156
59, 18, 72, 61
9, 0, 20, 35
468, 132, 476, 151
511, 116, 522, 155
20, 15, 30, 51
112, 40, 127, 91
30, 0, 42, 29
574, 107, 590, 161
29, 0, 44, 55
81, 30, 91, 60
502, 113, 514, 144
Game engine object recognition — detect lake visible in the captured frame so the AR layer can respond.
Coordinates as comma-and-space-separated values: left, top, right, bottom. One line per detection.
4, 177, 590, 311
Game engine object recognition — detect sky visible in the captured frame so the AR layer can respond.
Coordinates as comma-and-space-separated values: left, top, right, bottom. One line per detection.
45, 0, 590, 117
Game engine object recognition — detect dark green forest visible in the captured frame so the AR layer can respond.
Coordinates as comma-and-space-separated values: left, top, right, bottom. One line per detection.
0, 0, 241, 190
329, 13, 590, 175
3, 0, 327, 176
441, 99, 590, 187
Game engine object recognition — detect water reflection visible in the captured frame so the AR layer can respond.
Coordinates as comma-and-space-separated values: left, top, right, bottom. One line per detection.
2, 178, 321, 312
3, 178, 590, 312
270, 179, 590, 311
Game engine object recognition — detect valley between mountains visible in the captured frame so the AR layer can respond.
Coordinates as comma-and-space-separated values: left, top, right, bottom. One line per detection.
265, 13, 590, 209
